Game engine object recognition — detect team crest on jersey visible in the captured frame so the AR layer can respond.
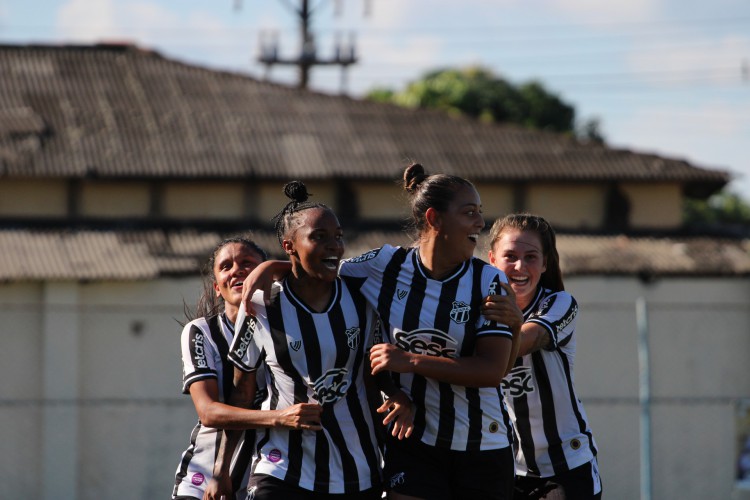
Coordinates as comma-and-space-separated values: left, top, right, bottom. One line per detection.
393, 328, 457, 358
347, 248, 380, 263
396, 289, 408, 300
313, 367, 350, 404
345, 327, 360, 350
450, 301, 471, 324
289, 340, 302, 351
501, 366, 535, 398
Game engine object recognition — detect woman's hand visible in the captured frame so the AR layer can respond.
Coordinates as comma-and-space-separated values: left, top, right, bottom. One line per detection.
482, 281, 523, 334
274, 403, 324, 431
378, 389, 415, 440
202, 475, 231, 500
370, 343, 413, 375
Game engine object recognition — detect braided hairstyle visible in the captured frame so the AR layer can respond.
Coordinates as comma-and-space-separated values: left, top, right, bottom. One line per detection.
184, 236, 268, 323
488, 213, 564, 292
403, 162, 475, 236
271, 180, 329, 246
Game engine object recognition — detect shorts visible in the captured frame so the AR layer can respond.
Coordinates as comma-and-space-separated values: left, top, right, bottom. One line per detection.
513, 457, 602, 500
248, 474, 383, 500
383, 435, 514, 500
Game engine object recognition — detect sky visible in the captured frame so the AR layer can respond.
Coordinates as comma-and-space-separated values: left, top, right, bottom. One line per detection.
3, 0, 750, 201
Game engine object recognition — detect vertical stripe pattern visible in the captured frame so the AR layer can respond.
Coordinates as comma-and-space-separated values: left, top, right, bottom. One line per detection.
501, 286, 598, 478
228, 277, 382, 494
339, 244, 514, 451
173, 314, 259, 499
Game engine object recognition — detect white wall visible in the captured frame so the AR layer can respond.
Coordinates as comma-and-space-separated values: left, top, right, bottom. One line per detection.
568, 276, 750, 500
0, 275, 749, 499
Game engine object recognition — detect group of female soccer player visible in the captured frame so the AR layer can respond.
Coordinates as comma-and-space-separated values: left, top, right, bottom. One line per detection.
172, 163, 602, 500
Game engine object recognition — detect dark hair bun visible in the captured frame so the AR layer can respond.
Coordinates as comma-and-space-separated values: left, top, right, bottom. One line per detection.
283, 180, 309, 203
403, 163, 427, 194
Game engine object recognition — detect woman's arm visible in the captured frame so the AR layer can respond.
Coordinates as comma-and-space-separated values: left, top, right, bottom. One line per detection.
481, 285, 550, 362
201, 368, 323, 499
515, 323, 551, 357
203, 370, 257, 500
370, 335, 512, 388
189, 370, 323, 430
241, 260, 292, 316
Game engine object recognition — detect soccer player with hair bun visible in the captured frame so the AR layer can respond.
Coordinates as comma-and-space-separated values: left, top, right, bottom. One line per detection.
223, 181, 413, 499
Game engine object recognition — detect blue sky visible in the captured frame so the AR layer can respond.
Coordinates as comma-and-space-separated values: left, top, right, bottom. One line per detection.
3, 0, 749, 201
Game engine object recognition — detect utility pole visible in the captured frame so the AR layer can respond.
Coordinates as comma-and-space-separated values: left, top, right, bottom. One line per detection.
254, 0, 367, 93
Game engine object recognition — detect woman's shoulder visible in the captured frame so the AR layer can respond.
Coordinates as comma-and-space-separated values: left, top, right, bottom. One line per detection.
535, 288, 577, 314
181, 316, 211, 333
541, 288, 575, 301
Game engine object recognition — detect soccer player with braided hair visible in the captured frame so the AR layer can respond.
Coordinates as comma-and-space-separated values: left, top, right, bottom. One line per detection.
221, 181, 414, 499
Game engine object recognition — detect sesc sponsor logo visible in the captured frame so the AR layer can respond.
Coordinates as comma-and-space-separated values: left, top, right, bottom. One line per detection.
313, 367, 350, 404
393, 328, 457, 358
501, 366, 534, 397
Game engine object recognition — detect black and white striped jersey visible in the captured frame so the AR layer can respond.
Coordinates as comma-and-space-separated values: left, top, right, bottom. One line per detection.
339, 244, 514, 451
174, 314, 265, 500
501, 286, 598, 477
228, 277, 383, 494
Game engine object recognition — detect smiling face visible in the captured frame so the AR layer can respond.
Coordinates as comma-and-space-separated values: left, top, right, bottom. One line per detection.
283, 207, 344, 283
213, 242, 266, 318
431, 184, 485, 263
489, 227, 547, 309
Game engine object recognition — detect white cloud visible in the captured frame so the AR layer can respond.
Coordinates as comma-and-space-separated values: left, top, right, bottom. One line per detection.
627, 34, 750, 82
545, 0, 657, 24
57, 0, 118, 41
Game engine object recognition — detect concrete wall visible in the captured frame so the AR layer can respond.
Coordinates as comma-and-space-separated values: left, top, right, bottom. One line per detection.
0, 177, 687, 231
527, 183, 606, 229
0, 179, 68, 217
1, 275, 748, 499
80, 181, 152, 218
621, 182, 683, 229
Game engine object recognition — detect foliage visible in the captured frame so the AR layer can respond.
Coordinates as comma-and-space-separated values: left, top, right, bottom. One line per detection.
365, 66, 603, 140
684, 191, 750, 225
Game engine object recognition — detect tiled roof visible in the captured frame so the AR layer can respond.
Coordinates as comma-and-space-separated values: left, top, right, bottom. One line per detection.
0, 43, 730, 194
1, 229, 747, 281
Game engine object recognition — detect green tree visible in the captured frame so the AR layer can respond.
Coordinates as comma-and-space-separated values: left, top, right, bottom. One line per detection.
684, 191, 750, 225
366, 66, 601, 139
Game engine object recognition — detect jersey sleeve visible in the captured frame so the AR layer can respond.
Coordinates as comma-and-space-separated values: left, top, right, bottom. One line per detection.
180, 318, 218, 394
475, 265, 514, 339
527, 291, 579, 350
338, 244, 392, 279
228, 300, 264, 373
